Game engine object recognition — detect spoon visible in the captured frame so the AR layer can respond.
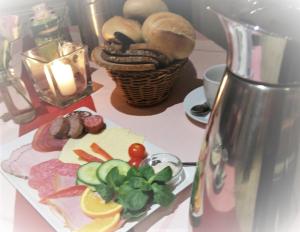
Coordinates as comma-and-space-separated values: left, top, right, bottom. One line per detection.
182, 162, 197, 166
190, 102, 211, 117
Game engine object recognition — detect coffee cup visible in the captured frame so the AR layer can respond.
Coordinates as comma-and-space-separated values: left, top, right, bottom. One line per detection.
203, 64, 226, 108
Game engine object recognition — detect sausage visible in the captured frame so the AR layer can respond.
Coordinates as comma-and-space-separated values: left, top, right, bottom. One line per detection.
83, 115, 105, 134
49, 116, 70, 139
68, 115, 84, 139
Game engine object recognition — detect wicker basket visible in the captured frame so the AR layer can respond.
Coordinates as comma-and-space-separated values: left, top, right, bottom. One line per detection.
108, 59, 187, 107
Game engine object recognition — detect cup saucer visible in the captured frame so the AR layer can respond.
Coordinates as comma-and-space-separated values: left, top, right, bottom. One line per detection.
183, 86, 210, 124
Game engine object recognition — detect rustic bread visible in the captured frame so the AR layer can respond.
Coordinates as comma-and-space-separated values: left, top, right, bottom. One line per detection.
142, 12, 196, 60
102, 16, 143, 43
123, 0, 168, 21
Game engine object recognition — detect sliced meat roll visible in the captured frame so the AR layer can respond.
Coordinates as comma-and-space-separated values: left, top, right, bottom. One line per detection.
32, 122, 68, 152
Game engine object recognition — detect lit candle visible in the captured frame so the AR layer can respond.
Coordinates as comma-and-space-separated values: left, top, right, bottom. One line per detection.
50, 60, 77, 96
44, 65, 56, 95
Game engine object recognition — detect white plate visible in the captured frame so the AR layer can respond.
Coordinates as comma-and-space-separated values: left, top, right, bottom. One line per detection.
183, 86, 210, 124
0, 107, 195, 232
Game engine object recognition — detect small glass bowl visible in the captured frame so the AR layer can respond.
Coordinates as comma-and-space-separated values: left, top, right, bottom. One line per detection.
140, 153, 184, 186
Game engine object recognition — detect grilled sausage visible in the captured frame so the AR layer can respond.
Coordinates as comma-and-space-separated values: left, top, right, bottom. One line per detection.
83, 115, 105, 134
49, 116, 70, 139
68, 115, 84, 139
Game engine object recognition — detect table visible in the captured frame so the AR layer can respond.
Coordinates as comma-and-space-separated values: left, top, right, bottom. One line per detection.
0, 34, 226, 232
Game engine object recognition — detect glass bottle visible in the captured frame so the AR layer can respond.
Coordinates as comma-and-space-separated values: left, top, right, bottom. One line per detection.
30, 3, 63, 46
0, 15, 36, 124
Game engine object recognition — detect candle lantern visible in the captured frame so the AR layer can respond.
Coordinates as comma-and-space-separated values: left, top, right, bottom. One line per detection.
0, 15, 36, 124
22, 40, 92, 107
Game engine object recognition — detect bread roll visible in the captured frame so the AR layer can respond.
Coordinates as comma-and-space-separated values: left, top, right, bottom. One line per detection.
102, 16, 143, 43
142, 12, 196, 60
123, 0, 168, 21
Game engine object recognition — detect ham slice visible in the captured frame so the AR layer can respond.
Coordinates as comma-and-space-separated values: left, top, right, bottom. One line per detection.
46, 195, 92, 231
43, 187, 125, 231
1, 144, 60, 179
1, 144, 29, 176
32, 122, 68, 152
28, 159, 80, 198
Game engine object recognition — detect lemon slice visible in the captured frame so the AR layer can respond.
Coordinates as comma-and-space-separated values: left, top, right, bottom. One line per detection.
77, 213, 121, 232
80, 188, 122, 217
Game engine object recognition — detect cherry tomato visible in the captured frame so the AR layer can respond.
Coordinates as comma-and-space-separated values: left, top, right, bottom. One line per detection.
128, 158, 142, 167
128, 143, 146, 159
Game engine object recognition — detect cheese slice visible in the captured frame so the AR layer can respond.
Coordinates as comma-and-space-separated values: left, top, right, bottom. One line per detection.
59, 128, 144, 165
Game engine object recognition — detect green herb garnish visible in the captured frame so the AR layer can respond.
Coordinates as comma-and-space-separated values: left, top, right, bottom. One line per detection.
95, 164, 175, 220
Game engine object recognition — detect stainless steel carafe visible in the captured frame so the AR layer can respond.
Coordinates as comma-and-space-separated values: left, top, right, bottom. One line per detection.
190, 4, 300, 232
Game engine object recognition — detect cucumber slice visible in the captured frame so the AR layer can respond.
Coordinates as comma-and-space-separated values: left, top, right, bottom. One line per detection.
76, 178, 84, 185
77, 162, 102, 186
76, 178, 96, 191
97, 159, 130, 183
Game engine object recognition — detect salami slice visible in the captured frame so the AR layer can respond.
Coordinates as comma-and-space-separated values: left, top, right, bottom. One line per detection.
29, 159, 80, 198
83, 115, 105, 134
29, 159, 62, 188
